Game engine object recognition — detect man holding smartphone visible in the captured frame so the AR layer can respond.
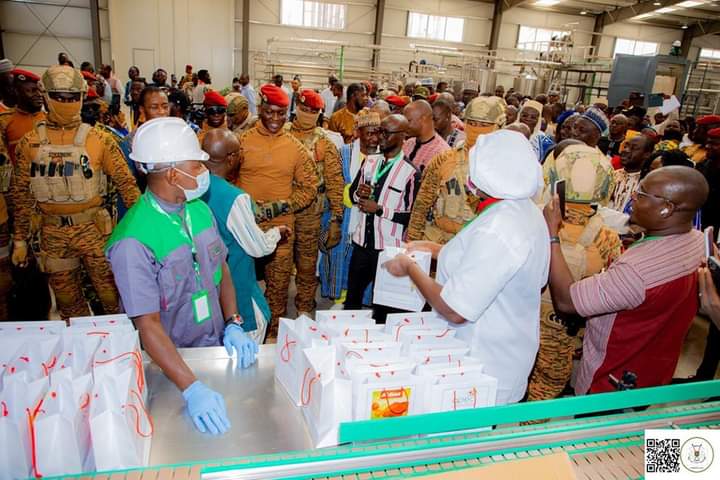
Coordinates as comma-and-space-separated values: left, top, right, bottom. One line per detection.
544, 166, 708, 394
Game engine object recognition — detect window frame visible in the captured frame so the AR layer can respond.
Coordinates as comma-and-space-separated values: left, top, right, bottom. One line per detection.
280, 0, 347, 31
406, 11, 465, 43
516, 25, 571, 52
699, 48, 720, 60
613, 37, 659, 57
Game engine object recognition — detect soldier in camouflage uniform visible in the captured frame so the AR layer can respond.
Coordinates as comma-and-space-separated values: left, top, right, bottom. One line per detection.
235, 84, 318, 340
526, 144, 620, 408
11, 65, 140, 319
407, 96, 505, 243
284, 89, 344, 315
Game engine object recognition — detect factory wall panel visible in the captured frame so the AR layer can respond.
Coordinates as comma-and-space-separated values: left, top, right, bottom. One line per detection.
597, 23, 682, 59
108, 0, 235, 90
0, 0, 111, 74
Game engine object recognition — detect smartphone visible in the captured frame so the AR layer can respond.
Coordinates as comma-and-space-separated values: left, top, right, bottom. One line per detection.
709, 256, 720, 288
705, 226, 715, 260
552, 179, 566, 220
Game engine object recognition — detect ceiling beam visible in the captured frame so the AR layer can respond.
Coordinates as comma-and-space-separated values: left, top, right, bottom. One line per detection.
600, 0, 686, 26
500, 0, 530, 13
686, 19, 720, 38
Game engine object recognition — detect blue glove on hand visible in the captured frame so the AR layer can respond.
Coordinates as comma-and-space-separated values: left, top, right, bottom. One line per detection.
223, 323, 259, 369
182, 381, 231, 435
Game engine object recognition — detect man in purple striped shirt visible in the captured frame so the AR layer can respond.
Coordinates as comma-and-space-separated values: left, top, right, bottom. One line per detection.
544, 166, 708, 394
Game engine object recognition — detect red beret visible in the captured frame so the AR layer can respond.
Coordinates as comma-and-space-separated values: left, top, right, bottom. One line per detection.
386, 95, 409, 107
81, 70, 97, 81
428, 93, 439, 104
708, 127, 720, 139
203, 90, 228, 108
299, 89, 324, 110
260, 84, 289, 108
698, 115, 720, 126
86, 86, 99, 99
11, 68, 40, 82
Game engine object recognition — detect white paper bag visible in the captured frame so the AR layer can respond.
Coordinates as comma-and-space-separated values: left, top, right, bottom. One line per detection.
398, 328, 457, 353
328, 327, 392, 345
69, 314, 132, 327
415, 357, 483, 376
336, 341, 402, 378
275, 316, 330, 406
0, 321, 66, 335
2, 336, 61, 385
423, 371, 498, 414
373, 248, 432, 311
315, 310, 374, 326
384, 312, 447, 340
0, 373, 48, 480
407, 337, 469, 357
300, 346, 352, 448
34, 380, 86, 476
90, 368, 151, 471
352, 372, 425, 421
410, 349, 469, 366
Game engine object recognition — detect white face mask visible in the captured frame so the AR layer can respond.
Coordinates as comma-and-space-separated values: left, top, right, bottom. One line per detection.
175, 166, 210, 201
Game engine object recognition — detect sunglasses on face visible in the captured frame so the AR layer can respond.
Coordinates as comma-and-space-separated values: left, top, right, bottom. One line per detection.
206, 106, 226, 116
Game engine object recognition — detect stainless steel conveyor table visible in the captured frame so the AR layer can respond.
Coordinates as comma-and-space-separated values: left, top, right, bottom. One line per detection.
144, 345, 313, 465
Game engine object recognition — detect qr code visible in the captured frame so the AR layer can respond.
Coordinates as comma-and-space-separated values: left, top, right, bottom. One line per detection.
646, 438, 681, 473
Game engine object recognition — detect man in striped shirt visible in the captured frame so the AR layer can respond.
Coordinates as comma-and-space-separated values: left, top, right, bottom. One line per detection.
544, 166, 708, 394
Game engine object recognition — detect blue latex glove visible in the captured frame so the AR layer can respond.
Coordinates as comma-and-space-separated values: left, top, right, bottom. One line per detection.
223, 323, 259, 369
182, 381, 231, 435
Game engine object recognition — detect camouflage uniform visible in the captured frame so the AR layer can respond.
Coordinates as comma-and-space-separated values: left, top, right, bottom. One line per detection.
407, 96, 506, 243
406, 146, 476, 243
284, 122, 344, 313
11, 66, 140, 319
235, 122, 318, 336
527, 145, 620, 408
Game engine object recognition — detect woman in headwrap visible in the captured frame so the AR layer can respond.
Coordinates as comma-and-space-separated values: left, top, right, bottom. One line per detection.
526, 144, 621, 410
518, 100, 554, 163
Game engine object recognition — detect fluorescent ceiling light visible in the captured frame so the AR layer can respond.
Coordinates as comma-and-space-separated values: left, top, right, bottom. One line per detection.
656, 7, 677, 12
677, 1, 703, 7
580, 10, 587, 14
635, 13, 655, 18
653, 1, 662, 5
535, 0, 561, 6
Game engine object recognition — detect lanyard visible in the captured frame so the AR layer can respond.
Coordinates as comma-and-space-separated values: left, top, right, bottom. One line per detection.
629, 234, 661, 248
145, 192, 202, 283
373, 151, 402, 184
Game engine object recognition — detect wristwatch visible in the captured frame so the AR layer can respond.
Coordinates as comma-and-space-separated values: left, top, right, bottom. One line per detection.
224, 313, 243, 327
550, 236, 561, 245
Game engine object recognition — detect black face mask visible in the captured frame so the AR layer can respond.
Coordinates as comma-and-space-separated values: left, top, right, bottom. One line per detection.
663, 130, 683, 142
81, 104, 100, 126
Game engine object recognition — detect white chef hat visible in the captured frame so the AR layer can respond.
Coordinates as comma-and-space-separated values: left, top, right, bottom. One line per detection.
468, 129, 542, 200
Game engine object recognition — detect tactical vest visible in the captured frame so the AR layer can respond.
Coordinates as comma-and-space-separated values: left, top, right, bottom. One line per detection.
285, 124, 326, 215
425, 148, 475, 244
29, 122, 107, 204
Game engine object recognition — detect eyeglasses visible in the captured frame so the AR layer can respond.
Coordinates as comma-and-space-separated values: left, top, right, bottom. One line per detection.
206, 106, 226, 116
632, 186, 674, 206
379, 128, 404, 137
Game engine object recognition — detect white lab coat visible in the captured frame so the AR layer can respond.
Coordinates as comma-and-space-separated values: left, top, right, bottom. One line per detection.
435, 199, 550, 405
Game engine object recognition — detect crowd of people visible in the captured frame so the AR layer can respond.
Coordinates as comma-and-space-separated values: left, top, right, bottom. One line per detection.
1, 53, 719, 435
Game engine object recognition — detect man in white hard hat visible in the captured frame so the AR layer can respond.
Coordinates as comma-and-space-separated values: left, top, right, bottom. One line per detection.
106, 117, 258, 436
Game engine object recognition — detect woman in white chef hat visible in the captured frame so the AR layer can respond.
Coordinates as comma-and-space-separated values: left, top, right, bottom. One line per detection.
383, 129, 550, 405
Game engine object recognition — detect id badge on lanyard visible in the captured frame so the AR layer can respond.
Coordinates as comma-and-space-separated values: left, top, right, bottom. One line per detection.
192, 290, 211, 324
146, 192, 212, 324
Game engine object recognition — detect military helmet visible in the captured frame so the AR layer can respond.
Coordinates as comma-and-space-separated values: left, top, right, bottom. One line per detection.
41, 65, 88, 94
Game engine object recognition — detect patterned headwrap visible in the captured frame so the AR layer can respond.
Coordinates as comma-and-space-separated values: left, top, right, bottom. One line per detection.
355, 108, 380, 128
581, 106, 609, 134
546, 144, 615, 206
464, 96, 506, 126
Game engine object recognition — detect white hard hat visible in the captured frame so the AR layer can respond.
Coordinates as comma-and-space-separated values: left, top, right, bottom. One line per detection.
129, 117, 209, 165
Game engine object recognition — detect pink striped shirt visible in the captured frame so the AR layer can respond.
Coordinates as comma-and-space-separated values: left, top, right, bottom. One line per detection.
570, 230, 704, 394
403, 133, 450, 173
